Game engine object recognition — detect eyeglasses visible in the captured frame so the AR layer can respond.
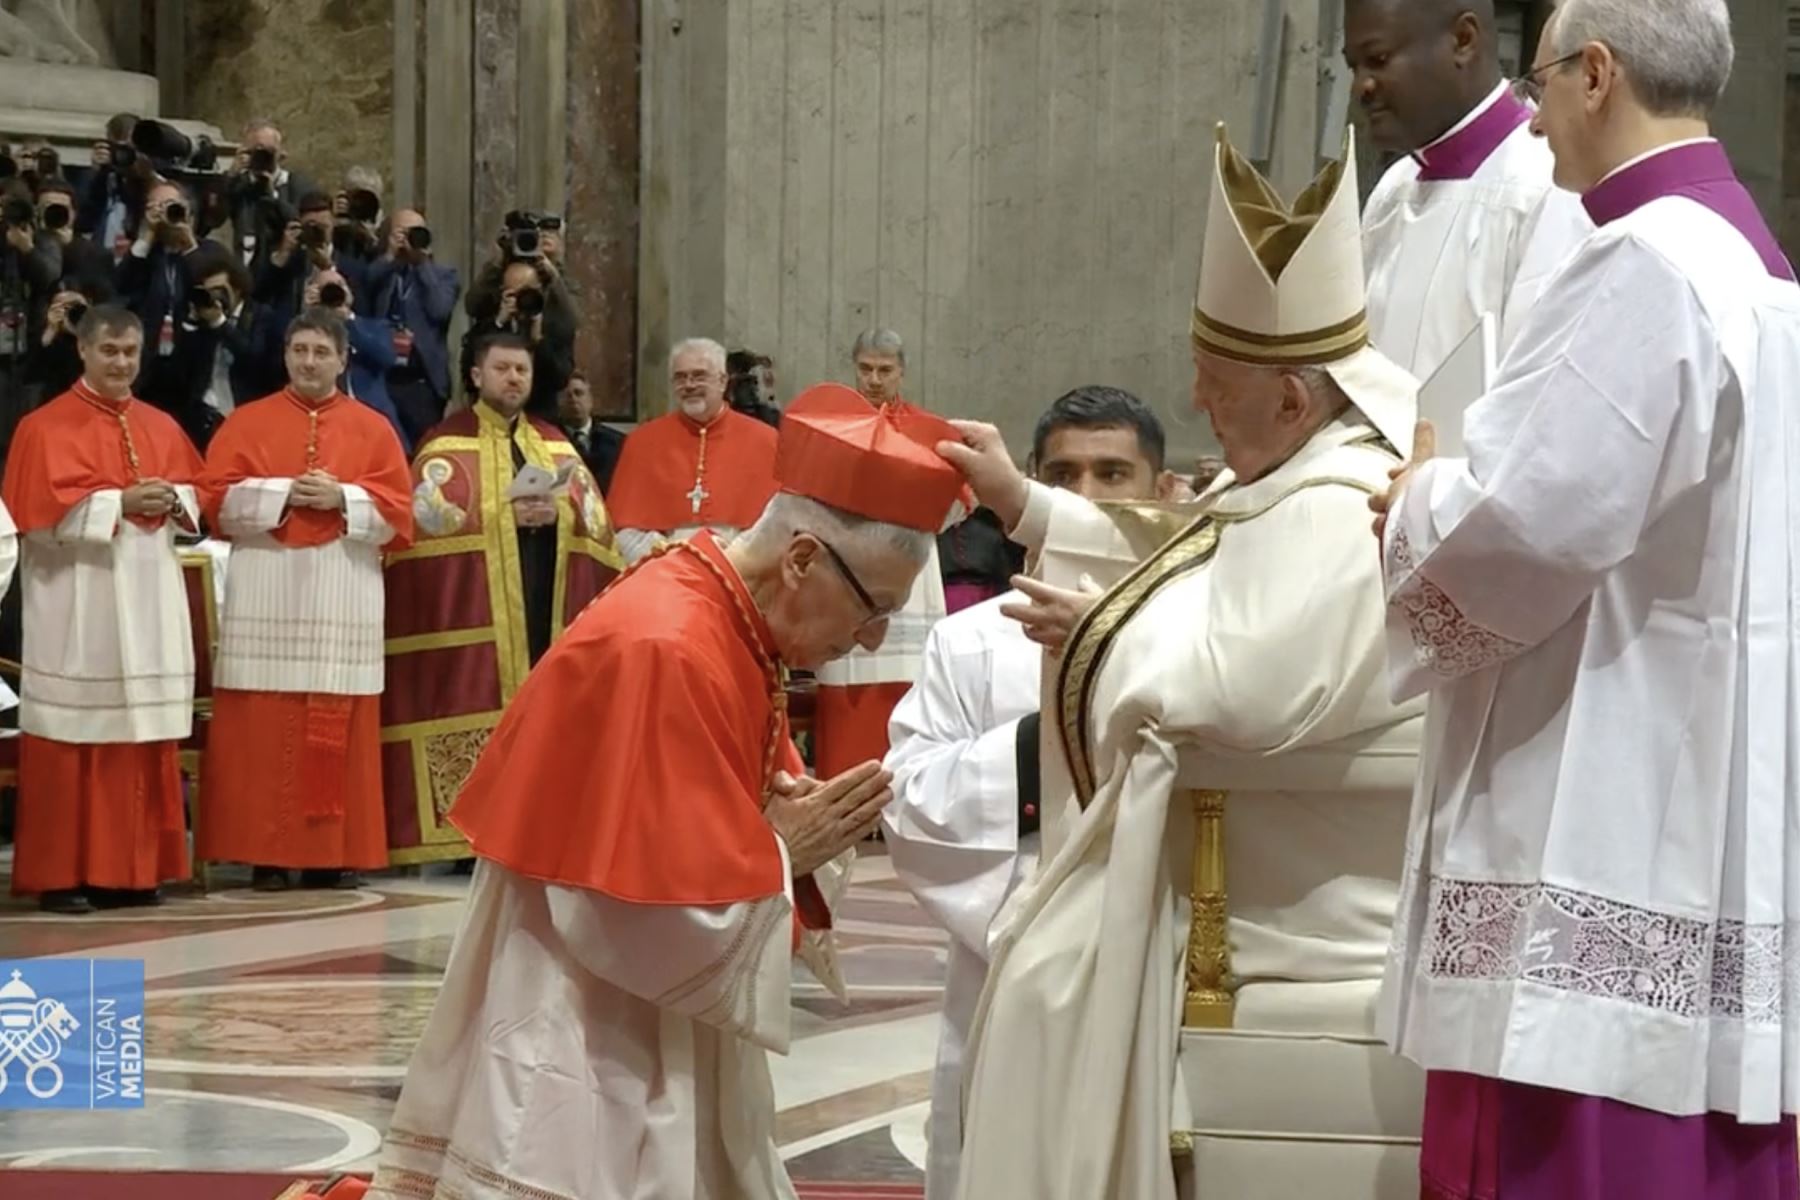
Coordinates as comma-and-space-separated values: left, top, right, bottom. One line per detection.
811, 535, 895, 625
1512, 51, 1583, 104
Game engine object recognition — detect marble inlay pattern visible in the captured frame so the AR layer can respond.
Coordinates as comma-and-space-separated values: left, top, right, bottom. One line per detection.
0, 850, 943, 1185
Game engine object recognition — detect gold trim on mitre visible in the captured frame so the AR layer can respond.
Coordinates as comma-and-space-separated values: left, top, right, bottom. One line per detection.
1192, 124, 1369, 366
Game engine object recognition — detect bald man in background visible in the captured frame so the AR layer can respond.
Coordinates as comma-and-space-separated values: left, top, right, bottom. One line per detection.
1347, 0, 1590, 379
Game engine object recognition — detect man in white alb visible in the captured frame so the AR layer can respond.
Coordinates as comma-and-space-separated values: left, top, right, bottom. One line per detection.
938, 124, 1423, 1200
1349, 0, 1590, 379
1372, 2, 1800, 1196
884, 386, 1176, 1198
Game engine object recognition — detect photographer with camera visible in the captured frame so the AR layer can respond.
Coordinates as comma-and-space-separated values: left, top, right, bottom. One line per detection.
169, 242, 282, 449
259, 190, 367, 324
464, 209, 578, 336
303, 266, 408, 449
76, 114, 158, 259
331, 166, 385, 273
226, 118, 319, 275
0, 178, 62, 463
725, 347, 781, 428
362, 207, 460, 446
34, 177, 113, 300
459, 254, 574, 421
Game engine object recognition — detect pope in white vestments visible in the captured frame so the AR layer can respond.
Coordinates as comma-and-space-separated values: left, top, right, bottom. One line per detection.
1347, 0, 1590, 379
940, 126, 1423, 1200
884, 387, 1176, 1197
1376, 3, 1800, 1195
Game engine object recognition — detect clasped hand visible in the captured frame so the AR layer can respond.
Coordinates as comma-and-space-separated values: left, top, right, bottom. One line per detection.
121, 479, 181, 518
764, 761, 893, 878
289, 470, 345, 511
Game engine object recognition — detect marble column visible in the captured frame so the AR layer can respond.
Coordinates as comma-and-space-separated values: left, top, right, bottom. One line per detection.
1712, 0, 1787, 224
567, 0, 642, 419
472, 0, 520, 260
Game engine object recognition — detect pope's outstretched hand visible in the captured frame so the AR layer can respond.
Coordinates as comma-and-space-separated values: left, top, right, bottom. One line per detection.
765, 761, 893, 877
938, 420, 1029, 530
1001, 573, 1104, 655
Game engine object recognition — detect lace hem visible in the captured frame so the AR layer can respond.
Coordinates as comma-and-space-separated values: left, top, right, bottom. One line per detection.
1388, 527, 1524, 678
1423, 877, 1795, 1024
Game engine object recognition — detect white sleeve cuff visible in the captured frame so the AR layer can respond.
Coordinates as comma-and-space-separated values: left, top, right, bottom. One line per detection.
171, 484, 201, 535
219, 479, 292, 536
54, 490, 123, 543
341, 483, 394, 545
616, 528, 664, 564
1009, 480, 1055, 554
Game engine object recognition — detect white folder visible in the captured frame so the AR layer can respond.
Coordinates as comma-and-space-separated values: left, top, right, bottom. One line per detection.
1416, 313, 1497, 458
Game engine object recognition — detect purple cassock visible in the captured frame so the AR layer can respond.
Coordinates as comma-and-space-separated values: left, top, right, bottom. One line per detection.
1419, 137, 1799, 1200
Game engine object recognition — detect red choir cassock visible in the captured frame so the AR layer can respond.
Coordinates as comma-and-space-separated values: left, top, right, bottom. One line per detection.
449, 385, 967, 936
605, 407, 780, 540
381, 404, 622, 863
2, 381, 204, 895
196, 389, 414, 871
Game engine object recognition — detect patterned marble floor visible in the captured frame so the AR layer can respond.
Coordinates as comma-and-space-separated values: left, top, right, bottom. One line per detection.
0, 847, 943, 1189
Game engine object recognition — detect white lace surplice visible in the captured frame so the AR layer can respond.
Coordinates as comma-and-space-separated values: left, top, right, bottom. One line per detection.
1378, 196, 1800, 1123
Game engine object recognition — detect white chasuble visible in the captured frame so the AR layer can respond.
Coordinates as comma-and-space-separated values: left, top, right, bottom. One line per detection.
214, 479, 393, 694
1362, 84, 1591, 381
1378, 195, 1800, 1123
371, 859, 804, 1200
954, 418, 1422, 1200
20, 487, 198, 743
882, 592, 1043, 1198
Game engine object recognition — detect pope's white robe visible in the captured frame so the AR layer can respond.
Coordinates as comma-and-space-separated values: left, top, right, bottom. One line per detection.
954, 417, 1423, 1200
1378, 175, 1800, 1123
1363, 82, 1591, 380
20, 486, 199, 743
371, 849, 853, 1200
882, 592, 1042, 1198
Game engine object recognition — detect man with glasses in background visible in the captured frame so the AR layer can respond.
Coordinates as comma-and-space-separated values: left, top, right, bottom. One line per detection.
1347, 0, 1589, 380
605, 336, 780, 563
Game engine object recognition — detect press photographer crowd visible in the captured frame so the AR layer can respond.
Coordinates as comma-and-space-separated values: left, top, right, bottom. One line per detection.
0, 112, 714, 479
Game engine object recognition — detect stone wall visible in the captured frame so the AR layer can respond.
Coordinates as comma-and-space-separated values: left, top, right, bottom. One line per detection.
183, 0, 394, 197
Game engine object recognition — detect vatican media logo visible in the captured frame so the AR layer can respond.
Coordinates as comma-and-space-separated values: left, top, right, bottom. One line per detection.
0, 959, 146, 1109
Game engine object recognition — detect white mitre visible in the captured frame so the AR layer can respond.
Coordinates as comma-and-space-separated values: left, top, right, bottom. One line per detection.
1192, 124, 1418, 455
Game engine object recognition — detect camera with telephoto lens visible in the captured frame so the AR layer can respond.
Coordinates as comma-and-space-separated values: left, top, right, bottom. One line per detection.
248, 146, 278, 176
502, 208, 557, 259
0, 196, 34, 230
509, 227, 541, 258
404, 224, 432, 252
188, 284, 231, 315
65, 300, 88, 329
132, 119, 219, 173
513, 286, 546, 319
41, 202, 71, 231
108, 142, 137, 170
298, 222, 329, 251
319, 282, 349, 309
163, 201, 189, 226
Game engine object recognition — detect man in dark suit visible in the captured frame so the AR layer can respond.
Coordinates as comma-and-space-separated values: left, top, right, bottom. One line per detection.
34, 177, 113, 299
555, 368, 625, 495
115, 177, 200, 427
172, 242, 283, 449
362, 208, 460, 446
224, 117, 319, 276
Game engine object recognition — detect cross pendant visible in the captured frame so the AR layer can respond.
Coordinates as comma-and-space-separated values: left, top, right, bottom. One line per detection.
686, 482, 709, 515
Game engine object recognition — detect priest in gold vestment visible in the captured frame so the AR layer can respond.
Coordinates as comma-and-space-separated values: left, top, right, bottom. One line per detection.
941, 127, 1424, 1200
